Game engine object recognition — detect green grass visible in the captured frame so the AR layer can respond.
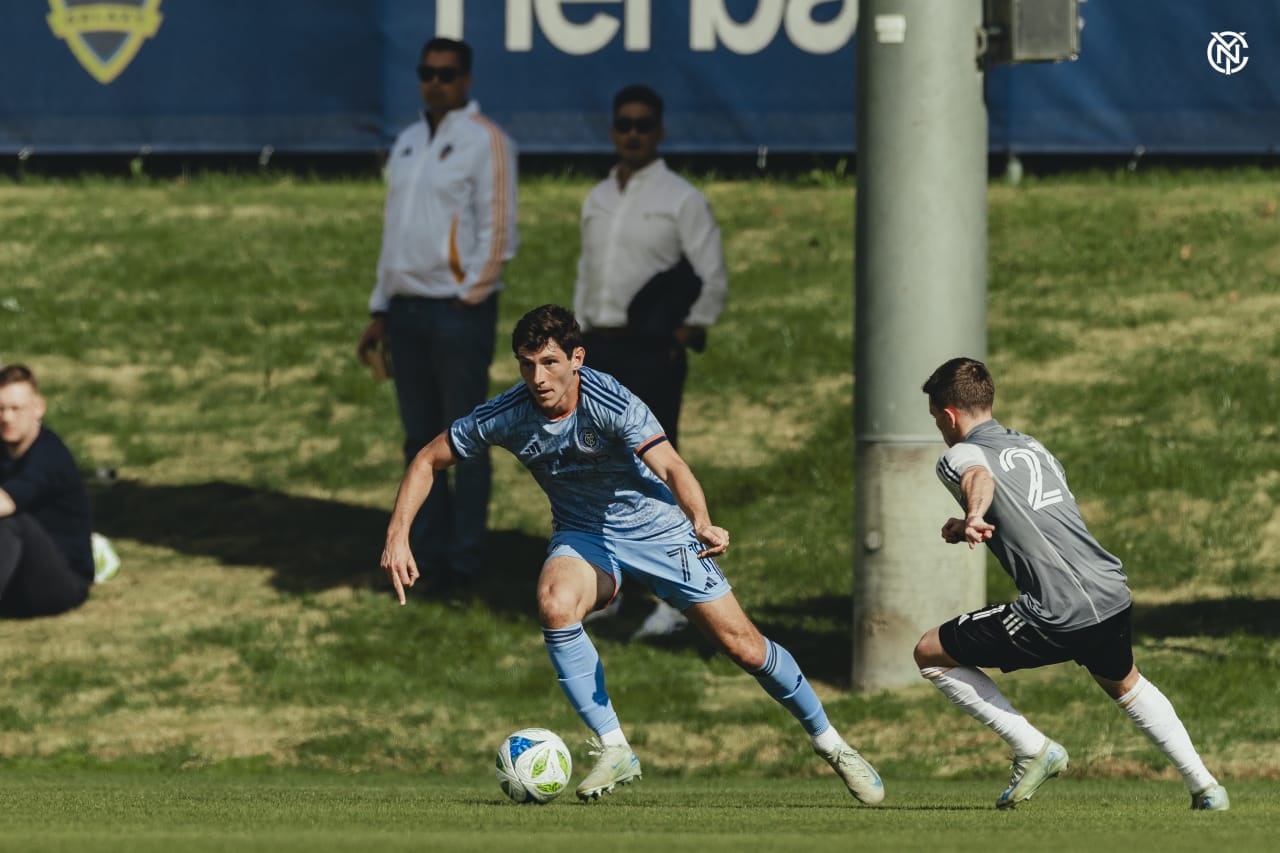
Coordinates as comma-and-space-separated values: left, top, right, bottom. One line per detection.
0, 168, 1278, 846
0, 772, 1273, 852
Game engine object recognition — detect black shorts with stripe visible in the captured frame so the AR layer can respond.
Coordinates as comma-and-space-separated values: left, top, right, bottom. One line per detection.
938, 603, 1134, 681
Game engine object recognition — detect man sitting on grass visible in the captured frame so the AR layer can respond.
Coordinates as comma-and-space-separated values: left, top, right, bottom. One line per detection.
914, 356, 1228, 811
379, 304, 884, 805
0, 364, 94, 618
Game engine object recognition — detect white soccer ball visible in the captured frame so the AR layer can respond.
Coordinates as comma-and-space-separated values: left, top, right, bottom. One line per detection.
495, 727, 573, 804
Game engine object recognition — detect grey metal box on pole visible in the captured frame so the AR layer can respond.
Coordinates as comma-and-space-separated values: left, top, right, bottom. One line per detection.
983, 0, 1082, 64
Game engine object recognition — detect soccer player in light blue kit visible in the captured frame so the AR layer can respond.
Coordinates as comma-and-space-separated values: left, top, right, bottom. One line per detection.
380, 304, 884, 804
914, 357, 1228, 811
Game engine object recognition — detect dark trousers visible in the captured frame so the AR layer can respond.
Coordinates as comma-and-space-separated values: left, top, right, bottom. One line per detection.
0, 514, 91, 618
582, 332, 689, 449
386, 294, 498, 578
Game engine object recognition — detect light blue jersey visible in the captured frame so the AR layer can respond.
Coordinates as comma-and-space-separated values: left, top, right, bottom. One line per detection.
448, 366, 692, 541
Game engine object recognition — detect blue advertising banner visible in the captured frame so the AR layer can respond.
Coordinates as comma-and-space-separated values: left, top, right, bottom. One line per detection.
376, 0, 858, 153
0, 1, 1276, 156
3, 0, 384, 154
991, 2, 1280, 154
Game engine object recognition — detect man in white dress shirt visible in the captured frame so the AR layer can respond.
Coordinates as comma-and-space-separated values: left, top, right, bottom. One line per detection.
573, 85, 728, 639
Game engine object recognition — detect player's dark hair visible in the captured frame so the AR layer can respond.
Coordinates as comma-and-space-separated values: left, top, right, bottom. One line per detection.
922, 357, 994, 412
512, 305, 583, 357
420, 37, 472, 72
0, 364, 37, 391
613, 84, 664, 124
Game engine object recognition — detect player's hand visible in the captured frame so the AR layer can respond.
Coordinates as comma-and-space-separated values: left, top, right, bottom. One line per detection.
380, 537, 420, 605
963, 515, 995, 549
694, 523, 729, 558
941, 517, 967, 544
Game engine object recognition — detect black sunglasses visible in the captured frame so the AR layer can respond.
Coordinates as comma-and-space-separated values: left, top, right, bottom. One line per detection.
417, 64, 462, 83
613, 117, 658, 134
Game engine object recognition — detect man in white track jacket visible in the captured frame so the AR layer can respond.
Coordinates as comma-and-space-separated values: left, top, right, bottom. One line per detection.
358, 37, 518, 595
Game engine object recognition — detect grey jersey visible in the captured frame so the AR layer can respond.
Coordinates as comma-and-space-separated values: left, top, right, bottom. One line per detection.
937, 419, 1131, 631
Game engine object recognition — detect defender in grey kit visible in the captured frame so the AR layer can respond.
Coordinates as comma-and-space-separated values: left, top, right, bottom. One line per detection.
912, 357, 1228, 812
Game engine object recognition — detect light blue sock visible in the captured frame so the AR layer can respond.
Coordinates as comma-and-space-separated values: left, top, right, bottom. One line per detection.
543, 624, 620, 737
751, 638, 830, 737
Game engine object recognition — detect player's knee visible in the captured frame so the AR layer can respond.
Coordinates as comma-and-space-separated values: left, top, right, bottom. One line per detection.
536, 583, 582, 627
721, 632, 767, 670
912, 632, 937, 669
912, 639, 927, 668
729, 648, 764, 671
730, 646, 765, 671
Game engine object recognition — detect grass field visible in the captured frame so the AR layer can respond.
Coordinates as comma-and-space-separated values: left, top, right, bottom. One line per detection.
2, 772, 1277, 853
0, 168, 1278, 848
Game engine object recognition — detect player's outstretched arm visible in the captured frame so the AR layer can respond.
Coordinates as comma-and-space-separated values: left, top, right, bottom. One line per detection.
640, 440, 729, 558
381, 432, 458, 604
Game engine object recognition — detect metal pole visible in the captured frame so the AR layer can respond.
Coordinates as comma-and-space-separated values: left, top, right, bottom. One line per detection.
853, 0, 987, 691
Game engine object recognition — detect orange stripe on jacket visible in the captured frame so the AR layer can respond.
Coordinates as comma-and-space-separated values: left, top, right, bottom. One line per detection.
448, 215, 465, 283
463, 114, 512, 302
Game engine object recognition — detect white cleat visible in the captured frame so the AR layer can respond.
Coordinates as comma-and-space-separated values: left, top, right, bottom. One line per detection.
576, 739, 642, 802
1190, 783, 1230, 811
996, 739, 1068, 810
818, 743, 885, 805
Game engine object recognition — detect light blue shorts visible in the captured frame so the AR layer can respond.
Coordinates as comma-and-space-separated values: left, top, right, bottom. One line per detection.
547, 530, 731, 611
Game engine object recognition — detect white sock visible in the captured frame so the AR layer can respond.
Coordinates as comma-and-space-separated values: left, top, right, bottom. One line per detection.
811, 725, 843, 755
921, 666, 1048, 757
599, 727, 629, 748
1116, 675, 1216, 793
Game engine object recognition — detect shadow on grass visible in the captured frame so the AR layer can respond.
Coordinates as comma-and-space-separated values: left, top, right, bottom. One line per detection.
616, 594, 1280, 690
88, 479, 547, 615
585, 592, 857, 686
89, 479, 1277, 664
1133, 598, 1280, 638
753, 595, 854, 685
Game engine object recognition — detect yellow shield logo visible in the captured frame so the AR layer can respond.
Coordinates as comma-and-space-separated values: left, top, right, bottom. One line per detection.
47, 0, 164, 85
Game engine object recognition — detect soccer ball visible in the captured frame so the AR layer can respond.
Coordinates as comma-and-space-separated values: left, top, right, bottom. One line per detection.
495, 728, 573, 804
